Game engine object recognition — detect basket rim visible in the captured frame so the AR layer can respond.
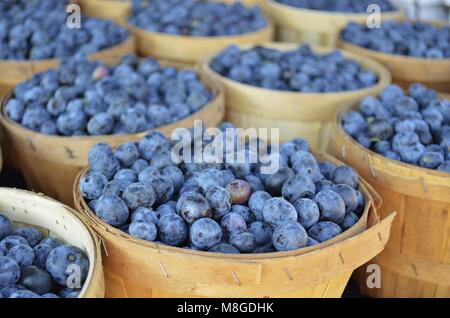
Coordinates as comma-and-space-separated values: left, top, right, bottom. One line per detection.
267, 0, 403, 17
126, 14, 274, 41
0, 64, 224, 142
0, 187, 103, 298
73, 150, 375, 262
199, 42, 391, 98
335, 101, 450, 179
0, 34, 134, 65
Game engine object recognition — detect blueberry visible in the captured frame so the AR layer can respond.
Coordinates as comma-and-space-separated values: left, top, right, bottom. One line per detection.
88, 148, 120, 180
46, 245, 89, 287
221, 212, 247, 235
0, 257, 20, 288
306, 237, 319, 247
262, 198, 297, 227
123, 182, 156, 210
80, 172, 108, 200
332, 166, 359, 189
291, 151, 323, 182
196, 169, 226, 193
131, 159, 149, 174
157, 213, 188, 246
332, 184, 359, 213
87, 113, 114, 135
229, 230, 256, 253
0, 235, 29, 255
155, 204, 177, 219
230, 205, 255, 224
438, 161, 450, 173
0, 215, 13, 240
264, 167, 295, 196
248, 191, 271, 221
368, 119, 394, 140
145, 175, 174, 205
114, 169, 137, 183
281, 174, 316, 203
189, 218, 222, 250
340, 212, 359, 231
95, 194, 129, 227
178, 192, 211, 224
248, 222, 273, 246
59, 287, 80, 298
205, 186, 232, 221
419, 152, 444, 169
9, 290, 41, 298
308, 222, 343, 243
131, 207, 158, 224
18, 266, 53, 295
0, 285, 26, 297
33, 241, 61, 270
318, 161, 337, 180
129, 221, 158, 242
273, 221, 307, 251
293, 198, 320, 229
209, 243, 240, 254
5, 99, 25, 122
315, 180, 334, 193
226, 179, 252, 205
138, 131, 171, 161
6, 244, 34, 268
314, 190, 346, 223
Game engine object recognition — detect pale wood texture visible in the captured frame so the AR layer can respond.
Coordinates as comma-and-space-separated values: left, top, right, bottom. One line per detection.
73, 151, 395, 298
264, 0, 404, 47
331, 103, 450, 298
0, 36, 136, 98
0, 70, 224, 207
339, 40, 450, 94
128, 22, 274, 66
0, 188, 104, 298
198, 43, 391, 151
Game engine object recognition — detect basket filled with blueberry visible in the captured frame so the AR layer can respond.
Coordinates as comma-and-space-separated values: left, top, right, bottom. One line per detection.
0, 0, 136, 96
126, 0, 273, 65
0, 187, 104, 298
266, 0, 403, 47
340, 20, 450, 93
0, 54, 224, 206
331, 84, 450, 298
199, 43, 391, 150
73, 123, 395, 298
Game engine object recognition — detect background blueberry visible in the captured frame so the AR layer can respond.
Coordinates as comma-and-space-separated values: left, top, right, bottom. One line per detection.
308, 221, 343, 243
189, 218, 222, 250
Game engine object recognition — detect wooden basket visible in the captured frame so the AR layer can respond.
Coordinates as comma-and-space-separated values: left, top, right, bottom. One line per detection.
198, 43, 391, 150
73, 151, 395, 298
0, 36, 136, 99
0, 187, 104, 298
339, 40, 450, 94
331, 103, 450, 298
264, 0, 404, 47
128, 21, 274, 67
0, 71, 224, 207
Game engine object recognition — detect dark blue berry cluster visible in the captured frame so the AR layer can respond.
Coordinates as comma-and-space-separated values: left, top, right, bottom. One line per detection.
342, 21, 450, 59
5, 55, 213, 136
0, 214, 89, 298
129, 0, 267, 36
0, 0, 128, 60
80, 123, 364, 254
210, 44, 379, 92
342, 84, 450, 172
276, 0, 395, 13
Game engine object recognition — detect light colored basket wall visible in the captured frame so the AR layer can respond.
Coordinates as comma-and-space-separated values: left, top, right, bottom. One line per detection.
264, 0, 404, 47
339, 40, 450, 94
198, 43, 391, 151
0, 188, 104, 298
331, 104, 450, 298
0, 72, 225, 207
73, 151, 395, 298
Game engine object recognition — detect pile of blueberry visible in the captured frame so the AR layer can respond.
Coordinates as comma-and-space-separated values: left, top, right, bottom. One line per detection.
210, 44, 379, 92
0, 214, 90, 298
4, 55, 213, 136
341, 21, 450, 59
129, 0, 267, 36
342, 84, 450, 172
80, 124, 365, 254
276, 0, 395, 13
0, 0, 128, 60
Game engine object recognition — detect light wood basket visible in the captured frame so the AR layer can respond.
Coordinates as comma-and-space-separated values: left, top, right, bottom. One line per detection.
198, 43, 391, 151
128, 23, 274, 67
0, 36, 136, 99
339, 40, 450, 94
0, 69, 225, 207
331, 103, 450, 298
0, 187, 104, 298
73, 151, 395, 298
264, 0, 404, 47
